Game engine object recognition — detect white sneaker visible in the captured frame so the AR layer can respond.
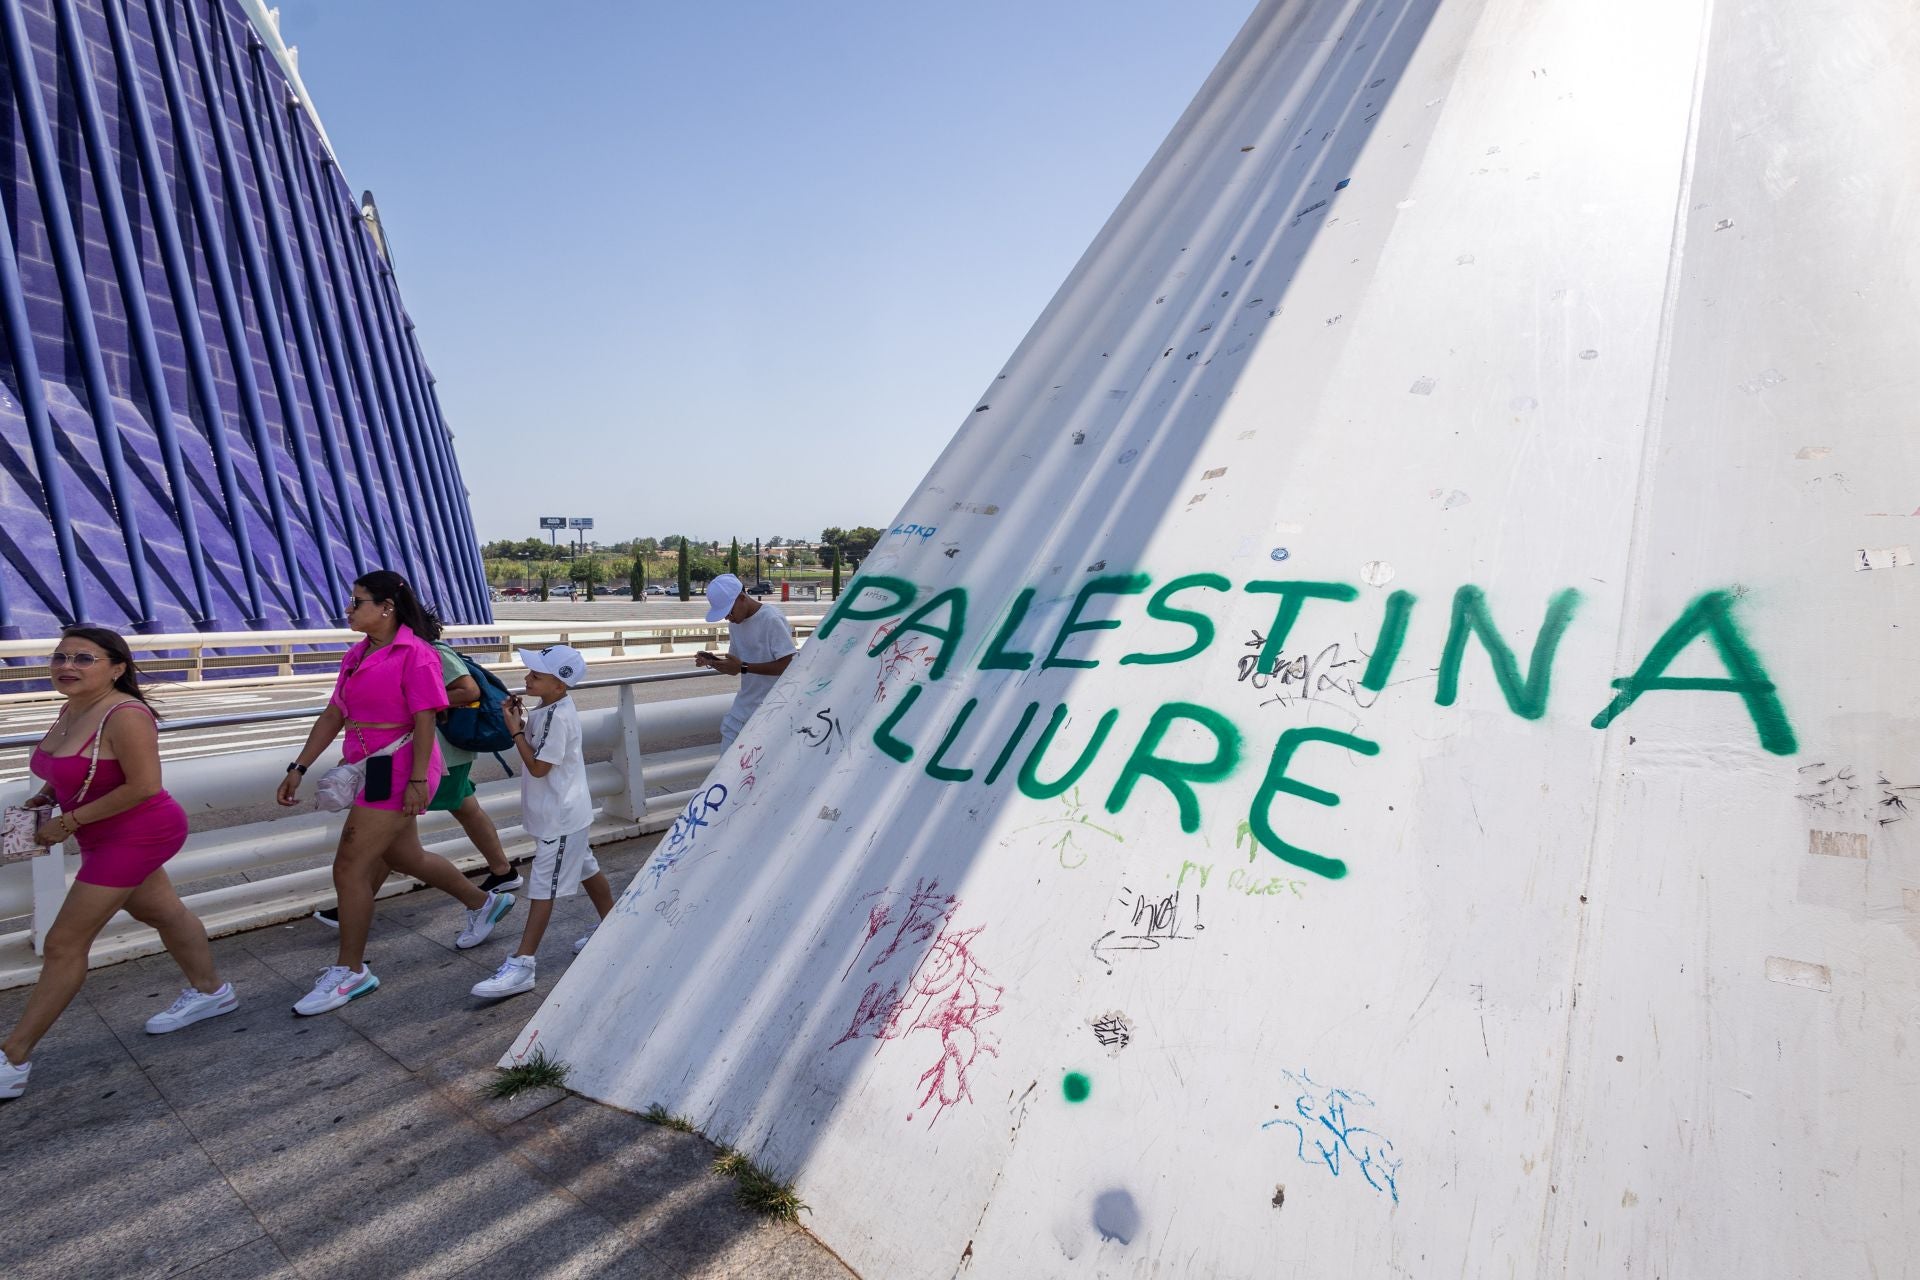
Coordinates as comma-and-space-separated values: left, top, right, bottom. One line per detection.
293, 964, 379, 1016
455, 891, 515, 950
0, 1056, 28, 1099
471, 954, 536, 1000
145, 983, 239, 1035
572, 928, 596, 955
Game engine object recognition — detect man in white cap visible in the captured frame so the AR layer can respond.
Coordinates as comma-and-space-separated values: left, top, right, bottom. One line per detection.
695, 573, 797, 748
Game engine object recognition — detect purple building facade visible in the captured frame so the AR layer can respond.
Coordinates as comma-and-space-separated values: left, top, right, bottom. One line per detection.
0, 0, 489, 639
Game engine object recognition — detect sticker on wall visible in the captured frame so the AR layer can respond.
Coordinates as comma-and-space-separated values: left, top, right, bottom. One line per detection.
1854, 546, 1913, 571
1360, 561, 1395, 588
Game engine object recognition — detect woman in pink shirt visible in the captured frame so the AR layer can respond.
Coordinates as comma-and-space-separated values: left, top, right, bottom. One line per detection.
276, 571, 514, 1016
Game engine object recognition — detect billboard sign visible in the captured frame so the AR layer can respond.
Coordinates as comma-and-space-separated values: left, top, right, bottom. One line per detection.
539, 516, 566, 529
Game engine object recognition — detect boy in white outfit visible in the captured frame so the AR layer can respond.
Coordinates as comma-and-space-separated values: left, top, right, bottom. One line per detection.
471, 645, 614, 1000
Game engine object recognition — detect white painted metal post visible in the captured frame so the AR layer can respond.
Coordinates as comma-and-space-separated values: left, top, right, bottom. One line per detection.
607, 682, 646, 822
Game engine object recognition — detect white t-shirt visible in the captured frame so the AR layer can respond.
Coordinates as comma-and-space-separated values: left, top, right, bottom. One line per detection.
722, 602, 798, 744
520, 696, 593, 838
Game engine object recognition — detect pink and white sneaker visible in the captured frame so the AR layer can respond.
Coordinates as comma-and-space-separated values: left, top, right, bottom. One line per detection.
292, 965, 379, 1016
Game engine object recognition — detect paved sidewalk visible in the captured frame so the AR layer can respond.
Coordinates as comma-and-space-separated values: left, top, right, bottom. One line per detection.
0, 837, 854, 1280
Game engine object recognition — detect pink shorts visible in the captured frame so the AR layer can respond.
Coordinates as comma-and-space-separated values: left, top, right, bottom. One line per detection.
347, 733, 444, 812
73, 794, 190, 888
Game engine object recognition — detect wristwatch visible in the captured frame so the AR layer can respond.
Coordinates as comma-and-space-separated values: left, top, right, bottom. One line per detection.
286, 762, 307, 775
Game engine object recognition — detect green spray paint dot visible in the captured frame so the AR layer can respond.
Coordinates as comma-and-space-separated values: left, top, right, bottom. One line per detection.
1063, 1072, 1092, 1103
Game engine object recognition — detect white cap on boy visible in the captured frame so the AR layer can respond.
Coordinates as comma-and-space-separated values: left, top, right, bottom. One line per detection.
518, 644, 587, 687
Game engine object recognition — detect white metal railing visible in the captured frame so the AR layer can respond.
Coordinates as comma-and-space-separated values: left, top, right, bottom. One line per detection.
0, 614, 824, 695
0, 669, 732, 989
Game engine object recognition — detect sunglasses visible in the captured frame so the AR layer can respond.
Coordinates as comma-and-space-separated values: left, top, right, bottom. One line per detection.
48, 652, 104, 667
346, 596, 377, 613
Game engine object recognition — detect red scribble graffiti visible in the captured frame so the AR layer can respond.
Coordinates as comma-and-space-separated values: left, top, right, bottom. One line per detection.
832, 883, 1002, 1125
854, 878, 956, 975
736, 744, 764, 792
830, 980, 905, 1048
903, 924, 1002, 1120
869, 621, 937, 704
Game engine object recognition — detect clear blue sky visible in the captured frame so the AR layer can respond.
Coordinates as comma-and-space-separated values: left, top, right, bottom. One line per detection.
272, 1, 1254, 546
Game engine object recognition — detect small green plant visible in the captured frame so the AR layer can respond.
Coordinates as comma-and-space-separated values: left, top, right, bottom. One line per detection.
641, 1103, 697, 1132
713, 1147, 808, 1222
487, 1048, 570, 1099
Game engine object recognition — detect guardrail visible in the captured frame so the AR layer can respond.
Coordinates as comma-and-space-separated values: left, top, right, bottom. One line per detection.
0, 614, 824, 695
0, 668, 731, 989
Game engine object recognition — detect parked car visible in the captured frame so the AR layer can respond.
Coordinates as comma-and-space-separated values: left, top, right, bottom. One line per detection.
644, 585, 666, 596
749, 580, 775, 595
606, 585, 631, 596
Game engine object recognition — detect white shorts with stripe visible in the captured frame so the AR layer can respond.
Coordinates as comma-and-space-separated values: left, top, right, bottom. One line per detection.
528, 827, 599, 900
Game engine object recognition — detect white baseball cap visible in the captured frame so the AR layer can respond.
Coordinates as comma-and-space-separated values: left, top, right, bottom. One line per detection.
518, 643, 587, 687
704, 573, 743, 623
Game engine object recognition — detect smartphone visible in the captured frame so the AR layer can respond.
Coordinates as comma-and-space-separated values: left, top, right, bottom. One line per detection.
364, 753, 394, 803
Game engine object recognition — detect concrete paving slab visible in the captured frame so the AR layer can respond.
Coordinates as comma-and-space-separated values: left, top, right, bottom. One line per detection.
0, 998, 164, 1147
171, 1034, 416, 1158
753, 1231, 861, 1280
499, 1097, 790, 1277
450, 1204, 677, 1279
2, 1106, 265, 1280
80, 948, 340, 1114
205, 1076, 570, 1277
173, 1237, 301, 1280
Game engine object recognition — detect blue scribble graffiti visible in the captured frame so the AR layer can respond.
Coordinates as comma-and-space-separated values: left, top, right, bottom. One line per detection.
615, 783, 729, 916
665, 782, 729, 857
1261, 1069, 1402, 1203
889, 523, 938, 541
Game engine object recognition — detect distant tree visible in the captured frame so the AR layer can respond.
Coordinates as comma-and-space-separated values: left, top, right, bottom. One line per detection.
631, 555, 647, 596
767, 535, 784, 548
570, 556, 601, 601
829, 545, 841, 597
728, 537, 741, 575
634, 536, 660, 556
677, 538, 691, 601
844, 526, 883, 563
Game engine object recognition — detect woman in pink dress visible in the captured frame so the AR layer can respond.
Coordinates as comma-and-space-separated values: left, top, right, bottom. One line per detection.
276, 571, 514, 1016
1, 627, 236, 1102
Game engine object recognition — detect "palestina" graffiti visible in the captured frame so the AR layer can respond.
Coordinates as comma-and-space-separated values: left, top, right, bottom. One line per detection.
815, 574, 1797, 881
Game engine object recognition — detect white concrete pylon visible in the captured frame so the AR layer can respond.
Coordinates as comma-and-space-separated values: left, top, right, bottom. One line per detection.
514, 1, 1920, 1274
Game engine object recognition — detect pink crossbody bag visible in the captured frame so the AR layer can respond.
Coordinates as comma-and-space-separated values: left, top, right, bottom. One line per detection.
2, 710, 106, 861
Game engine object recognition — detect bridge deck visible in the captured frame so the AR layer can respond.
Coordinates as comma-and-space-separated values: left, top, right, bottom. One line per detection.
0, 835, 851, 1280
